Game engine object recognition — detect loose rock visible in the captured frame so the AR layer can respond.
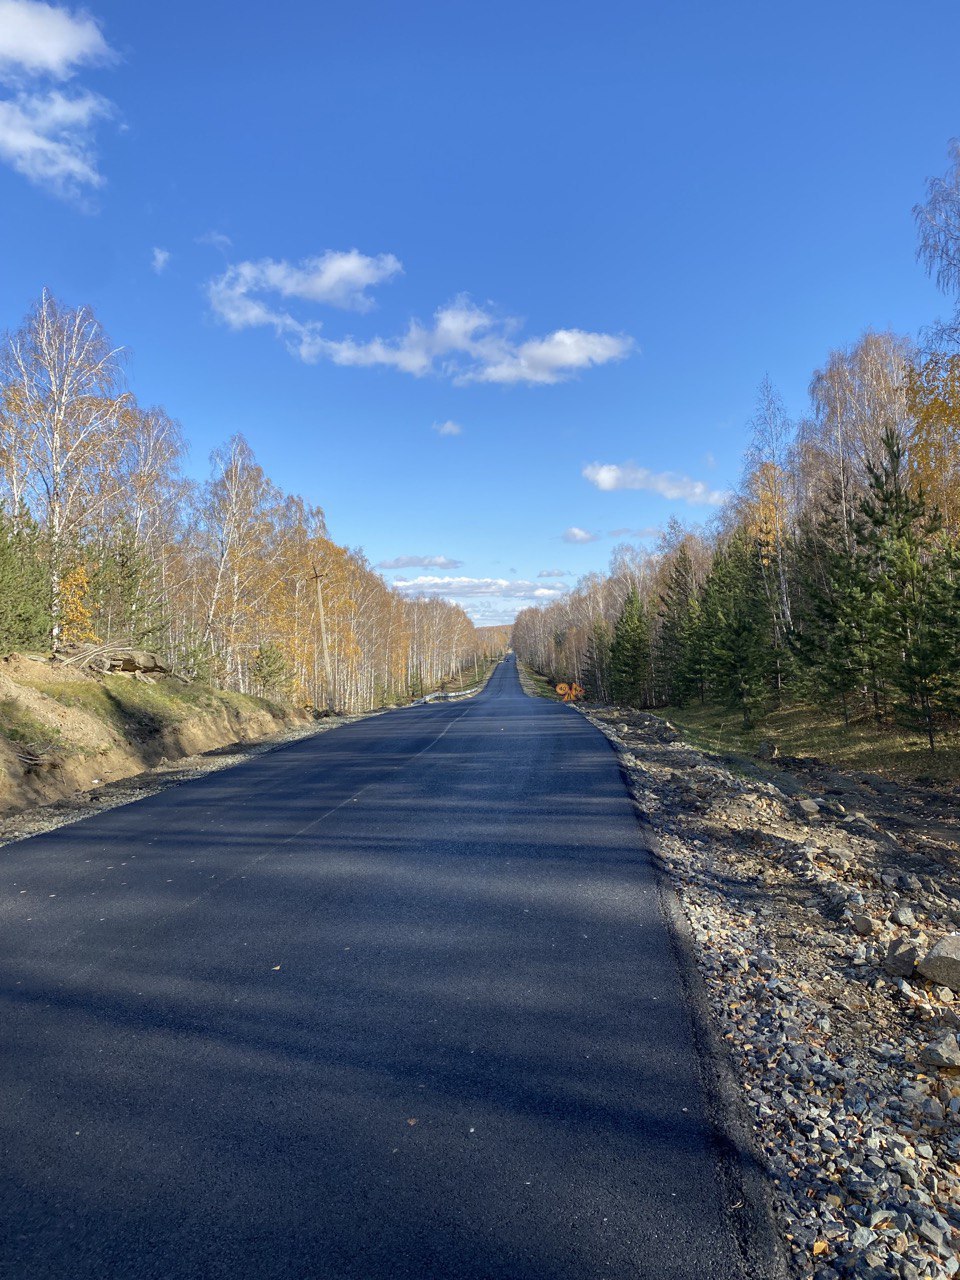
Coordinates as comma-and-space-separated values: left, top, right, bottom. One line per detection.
917, 935, 960, 992
919, 1032, 960, 1070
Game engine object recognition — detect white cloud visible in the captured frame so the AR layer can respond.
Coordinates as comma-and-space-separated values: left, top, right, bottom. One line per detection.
538, 568, 570, 577
207, 257, 634, 387
583, 462, 728, 506
151, 246, 171, 275
0, 0, 112, 80
473, 329, 632, 386
300, 299, 632, 386
377, 555, 463, 570
433, 420, 462, 436
208, 251, 403, 337
392, 575, 563, 602
0, 2, 116, 200
563, 526, 599, 543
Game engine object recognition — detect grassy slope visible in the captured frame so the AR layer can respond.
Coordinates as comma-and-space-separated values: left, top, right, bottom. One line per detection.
661, 700, 960, 782
16, 673, 284, 750
517, 664, 563, 700
517, 662, 960, 782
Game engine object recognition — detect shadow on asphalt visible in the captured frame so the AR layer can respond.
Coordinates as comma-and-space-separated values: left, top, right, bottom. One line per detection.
0, 664, 763, 1279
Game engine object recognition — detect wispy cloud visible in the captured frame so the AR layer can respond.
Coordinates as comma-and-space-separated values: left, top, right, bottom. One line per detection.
538, 568, 570, 577
151, 246, 171, 275
0, 0, 117, 201
608, 526, 659, 539
207, 254, 633, 387
197, 230, 232, 252
377, 555, 463, 570
392, 575, 563, 602
562, 526, 599, 544
433, 420, 462, 436
583, 462, 728, 506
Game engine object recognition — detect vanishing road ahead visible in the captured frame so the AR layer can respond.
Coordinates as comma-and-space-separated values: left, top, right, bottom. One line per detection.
0, 656, 775, 1279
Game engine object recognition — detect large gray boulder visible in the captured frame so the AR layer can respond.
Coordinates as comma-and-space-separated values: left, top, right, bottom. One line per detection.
917, 935, 960, 992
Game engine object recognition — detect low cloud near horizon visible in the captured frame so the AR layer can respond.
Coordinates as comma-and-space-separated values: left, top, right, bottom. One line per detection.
391, 574, 564, 602
378, 554, 463, 570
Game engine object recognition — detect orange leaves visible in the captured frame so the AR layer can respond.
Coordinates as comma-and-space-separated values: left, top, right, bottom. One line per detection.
59, 565, 99, 646
906, 352, 960, 534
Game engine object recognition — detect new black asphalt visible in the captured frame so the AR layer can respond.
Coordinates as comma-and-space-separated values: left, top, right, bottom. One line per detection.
0, 656, 772, 1278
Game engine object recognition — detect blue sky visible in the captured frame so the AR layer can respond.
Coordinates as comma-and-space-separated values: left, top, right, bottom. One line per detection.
1, 0, 959, 622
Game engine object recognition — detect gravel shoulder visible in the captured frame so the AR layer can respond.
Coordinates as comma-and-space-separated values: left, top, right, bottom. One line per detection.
582, 704, 960, 1280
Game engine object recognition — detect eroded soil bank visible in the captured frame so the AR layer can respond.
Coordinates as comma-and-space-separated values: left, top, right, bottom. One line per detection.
0, 654, 315, 818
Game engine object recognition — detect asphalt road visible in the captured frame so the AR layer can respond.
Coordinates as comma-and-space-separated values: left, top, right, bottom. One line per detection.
0, 656, 770, 1279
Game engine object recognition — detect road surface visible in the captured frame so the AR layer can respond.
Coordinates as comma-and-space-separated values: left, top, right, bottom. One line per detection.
0, 656, 773, 1278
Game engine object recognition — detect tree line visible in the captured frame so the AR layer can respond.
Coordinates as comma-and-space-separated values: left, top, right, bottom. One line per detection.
513, 141, 960, 751
0, 290, 497, 711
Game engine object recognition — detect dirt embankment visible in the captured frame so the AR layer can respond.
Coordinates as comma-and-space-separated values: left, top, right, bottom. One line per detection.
0, 654, 312, 815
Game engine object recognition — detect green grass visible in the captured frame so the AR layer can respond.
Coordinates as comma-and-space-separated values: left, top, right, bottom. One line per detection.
0, 698, 61, 756
519, 665, 563, 700
660, 700, 960, 782
21, 676, 280, 739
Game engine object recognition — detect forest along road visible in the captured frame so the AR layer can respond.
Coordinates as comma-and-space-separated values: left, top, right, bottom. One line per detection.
0, 655, 776, 1280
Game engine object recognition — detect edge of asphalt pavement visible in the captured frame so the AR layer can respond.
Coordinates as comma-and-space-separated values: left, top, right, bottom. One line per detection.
581, 706, 791, 1280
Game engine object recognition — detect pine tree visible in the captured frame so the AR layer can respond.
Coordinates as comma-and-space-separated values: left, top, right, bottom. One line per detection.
609, 588, 651, 707
252, 642, 291, 698
0, 511, 51, 654
91, 523, 167, 647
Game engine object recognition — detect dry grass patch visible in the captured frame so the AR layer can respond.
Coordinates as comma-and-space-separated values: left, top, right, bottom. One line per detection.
662, 701, 960, 782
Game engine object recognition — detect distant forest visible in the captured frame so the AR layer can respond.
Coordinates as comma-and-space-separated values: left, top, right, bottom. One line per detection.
514, 141, 960, 751
0, 291, 503, 711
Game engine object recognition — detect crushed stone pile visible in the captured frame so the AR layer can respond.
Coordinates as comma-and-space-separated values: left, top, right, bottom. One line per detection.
583, 705, 960, 1280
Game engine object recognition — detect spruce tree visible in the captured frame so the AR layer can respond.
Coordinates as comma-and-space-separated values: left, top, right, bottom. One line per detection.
700, 534, 774, 728
857, 427, 957, 750
657, 545, 700, 705
609, 588, 651, 707
582, 618, 612, 702
793, 503, 876, 726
